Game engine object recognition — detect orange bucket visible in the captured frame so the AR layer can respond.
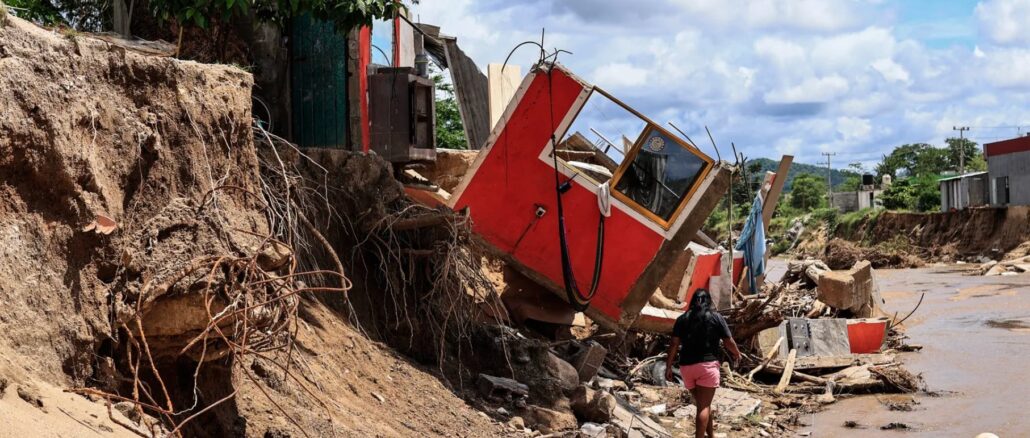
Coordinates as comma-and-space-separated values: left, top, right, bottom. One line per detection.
847, 319, 887, 354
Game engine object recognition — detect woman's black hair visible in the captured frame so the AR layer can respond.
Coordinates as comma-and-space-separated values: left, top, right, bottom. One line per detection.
685, 289, 716, 343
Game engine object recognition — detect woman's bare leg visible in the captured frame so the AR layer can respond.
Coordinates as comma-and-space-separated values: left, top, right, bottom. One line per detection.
691, 386, 717, 438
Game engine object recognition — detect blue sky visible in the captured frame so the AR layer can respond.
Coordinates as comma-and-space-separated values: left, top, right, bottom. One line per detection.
411, 0, 1030, 169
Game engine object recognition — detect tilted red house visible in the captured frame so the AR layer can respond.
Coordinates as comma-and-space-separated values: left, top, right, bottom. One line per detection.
445, 63, 731, 331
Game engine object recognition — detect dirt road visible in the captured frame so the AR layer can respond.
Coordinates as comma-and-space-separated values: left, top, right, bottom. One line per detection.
801, 264, 1030, 436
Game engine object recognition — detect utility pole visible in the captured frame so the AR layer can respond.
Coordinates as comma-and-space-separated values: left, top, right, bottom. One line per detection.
822, 152, 836, 208
953, 126, 970, 174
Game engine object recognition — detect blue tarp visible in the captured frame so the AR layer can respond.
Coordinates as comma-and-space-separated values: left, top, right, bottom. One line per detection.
735, 192, 766, 292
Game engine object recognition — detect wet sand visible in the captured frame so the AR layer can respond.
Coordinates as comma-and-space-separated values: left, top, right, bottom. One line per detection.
798, 264, 1030, 437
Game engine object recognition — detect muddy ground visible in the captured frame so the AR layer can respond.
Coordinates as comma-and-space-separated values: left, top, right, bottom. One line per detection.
795, 263, 1030, 437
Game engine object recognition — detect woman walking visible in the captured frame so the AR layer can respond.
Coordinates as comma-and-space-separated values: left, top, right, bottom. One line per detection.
665, 289, 741, 438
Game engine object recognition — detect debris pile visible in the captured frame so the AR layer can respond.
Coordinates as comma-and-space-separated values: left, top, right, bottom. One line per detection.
977, 255, 1030, 276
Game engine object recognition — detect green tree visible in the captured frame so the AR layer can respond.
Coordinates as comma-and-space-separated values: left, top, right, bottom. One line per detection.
879, 174, 941, 211
431, 70, 466, 149
7, 0, 118, 30
837, 174, 861, 191
945, 137, 984, 173
151, 0, 404, 30
5, 0, 403, 31
875, 143, 951, 178
913, 146, 949, 176
966, 153, 987, 172
790, 173, 827, 211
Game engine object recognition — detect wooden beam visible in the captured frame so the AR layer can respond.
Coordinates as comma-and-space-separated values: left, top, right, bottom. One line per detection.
775, 348, 798, 393
762, 155, 793, 228
746, 336, 784, 381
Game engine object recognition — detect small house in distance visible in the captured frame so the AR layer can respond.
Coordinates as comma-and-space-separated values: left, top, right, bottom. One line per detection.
831, 174, 887, 213
939, 171, 990, 211
985, 135, 1030, 206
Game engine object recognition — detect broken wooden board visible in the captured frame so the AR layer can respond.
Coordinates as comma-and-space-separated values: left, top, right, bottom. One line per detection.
772, 352, 896, 371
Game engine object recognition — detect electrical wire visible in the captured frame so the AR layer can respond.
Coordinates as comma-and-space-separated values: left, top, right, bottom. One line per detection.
519, 31, 605, 311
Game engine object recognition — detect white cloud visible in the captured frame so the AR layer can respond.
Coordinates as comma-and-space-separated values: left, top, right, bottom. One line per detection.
764, 75, 851, 104
412, 0, 1030, 165
591, 62, 649, 88
980, 47, 1030, 88
976, 0, 1030, 45
810, 27, 896, 73
837, 117, 872, 141
675, 0, 866, 32
871, 58, 911, 83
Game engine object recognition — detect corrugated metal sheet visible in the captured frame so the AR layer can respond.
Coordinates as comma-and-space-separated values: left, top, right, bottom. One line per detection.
290, 14, 349, 148
442, 37, 490, 150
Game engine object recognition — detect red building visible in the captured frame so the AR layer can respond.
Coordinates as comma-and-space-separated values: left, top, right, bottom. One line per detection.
444, 64, 730, 330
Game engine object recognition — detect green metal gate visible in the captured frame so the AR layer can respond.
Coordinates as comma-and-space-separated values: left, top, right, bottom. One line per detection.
290, 14, 349, 148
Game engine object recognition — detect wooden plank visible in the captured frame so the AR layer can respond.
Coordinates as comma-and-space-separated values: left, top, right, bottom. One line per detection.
775, 348, 798, 393
488, 63, 521, 130
694, 230, 719, 248
747, 336, 784, 381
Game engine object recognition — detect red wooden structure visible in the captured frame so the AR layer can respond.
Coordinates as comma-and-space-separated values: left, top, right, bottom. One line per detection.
446, 63, 731, 330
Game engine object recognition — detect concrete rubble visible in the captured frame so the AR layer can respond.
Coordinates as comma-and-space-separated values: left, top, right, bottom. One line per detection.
979, 255, 1030, 276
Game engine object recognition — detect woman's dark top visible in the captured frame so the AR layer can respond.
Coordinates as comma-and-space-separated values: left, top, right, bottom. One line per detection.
672, 310, 732, 365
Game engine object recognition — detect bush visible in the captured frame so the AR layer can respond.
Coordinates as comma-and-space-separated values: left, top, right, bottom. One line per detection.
880, 174, 941, 212
836, 208, 882, 240
809, 207, 839, 230
770, 239, 793, 256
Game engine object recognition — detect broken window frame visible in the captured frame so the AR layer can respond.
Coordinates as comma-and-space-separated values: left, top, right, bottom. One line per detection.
550, 86, 715, 230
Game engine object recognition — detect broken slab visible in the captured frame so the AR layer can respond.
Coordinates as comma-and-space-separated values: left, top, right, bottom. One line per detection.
571, 340, 608, 382
788, 318, 852, 358
611, 394, 671, 438
712, 388, 762, 420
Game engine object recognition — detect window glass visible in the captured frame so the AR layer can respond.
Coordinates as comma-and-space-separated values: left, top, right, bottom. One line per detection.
614, 126, 708, 221
370, 18, 394, 66
554, 91, 645, 183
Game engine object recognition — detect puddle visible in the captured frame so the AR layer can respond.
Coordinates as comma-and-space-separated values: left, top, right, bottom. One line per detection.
950, 284, 1018, 301
985, 318, 1030, 332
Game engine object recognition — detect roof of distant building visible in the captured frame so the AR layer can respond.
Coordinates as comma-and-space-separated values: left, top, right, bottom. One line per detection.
985, 135, 1030, 158
938, 171, 988, 182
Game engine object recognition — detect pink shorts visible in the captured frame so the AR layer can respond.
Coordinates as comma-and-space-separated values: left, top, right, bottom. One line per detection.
679, 361, 721, 389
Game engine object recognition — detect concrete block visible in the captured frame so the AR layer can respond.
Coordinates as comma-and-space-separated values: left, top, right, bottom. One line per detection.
756, 322, 789, 359
817, 260, 874, 314
476, 374, 528, 401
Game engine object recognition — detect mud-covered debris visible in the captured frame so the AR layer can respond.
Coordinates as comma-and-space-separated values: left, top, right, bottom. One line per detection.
521, 404, 577, 434
570, 385, 616, 423
881, 422, 912, 430
16, 384, 44, 411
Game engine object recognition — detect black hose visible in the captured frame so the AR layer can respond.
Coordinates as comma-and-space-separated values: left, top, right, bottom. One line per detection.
543, 57, 605, 311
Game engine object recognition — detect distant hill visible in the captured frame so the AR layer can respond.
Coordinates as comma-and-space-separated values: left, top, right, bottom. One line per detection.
749, 158, 858, 192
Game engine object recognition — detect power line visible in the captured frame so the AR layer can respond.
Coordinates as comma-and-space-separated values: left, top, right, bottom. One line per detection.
953, 126, 970, 174
822, 152, 836, 205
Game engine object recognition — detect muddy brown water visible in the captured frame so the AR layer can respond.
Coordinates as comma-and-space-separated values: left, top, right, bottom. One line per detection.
779, 263, 1030, 437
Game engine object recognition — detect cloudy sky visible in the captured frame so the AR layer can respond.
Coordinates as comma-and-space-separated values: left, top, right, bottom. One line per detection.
410, 0, 1030, 168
